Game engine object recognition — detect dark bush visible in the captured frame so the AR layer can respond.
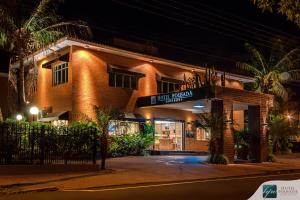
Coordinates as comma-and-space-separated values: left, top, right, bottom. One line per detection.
108, 123, 154, 157
208, 154, 229, 164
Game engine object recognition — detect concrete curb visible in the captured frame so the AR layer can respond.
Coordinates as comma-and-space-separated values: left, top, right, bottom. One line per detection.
71, 168, 300, 191
0, 169, 115, 191
2, 168, 300, 195
0, 187, 59, 196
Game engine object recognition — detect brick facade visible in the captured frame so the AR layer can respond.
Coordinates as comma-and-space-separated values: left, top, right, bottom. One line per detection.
215, 86, 273, 162
30, 39, 273, 162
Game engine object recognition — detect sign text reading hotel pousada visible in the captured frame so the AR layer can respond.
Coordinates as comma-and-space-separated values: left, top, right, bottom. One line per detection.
151, 90, 193, 105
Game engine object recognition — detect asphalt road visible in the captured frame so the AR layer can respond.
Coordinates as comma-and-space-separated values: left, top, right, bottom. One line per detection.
2, 173, 300, 200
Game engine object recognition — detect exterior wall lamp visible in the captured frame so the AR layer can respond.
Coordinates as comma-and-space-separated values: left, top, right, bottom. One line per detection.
29, 106, 39, 122
16, 114, 23, 121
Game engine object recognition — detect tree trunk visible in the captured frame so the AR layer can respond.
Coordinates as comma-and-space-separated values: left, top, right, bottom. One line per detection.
17, 57, 26, 113
100, 127, 108, 170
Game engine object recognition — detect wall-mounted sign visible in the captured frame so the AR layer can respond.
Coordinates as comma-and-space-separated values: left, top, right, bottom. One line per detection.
151, 90, 193, 105
137, 86, 214, 107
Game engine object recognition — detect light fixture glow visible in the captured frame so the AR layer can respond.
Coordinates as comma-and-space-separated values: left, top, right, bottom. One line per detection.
287, 114, 292, 120
29, 106, 39, 115
193, 105, 205, 108
16, 114, 23, 121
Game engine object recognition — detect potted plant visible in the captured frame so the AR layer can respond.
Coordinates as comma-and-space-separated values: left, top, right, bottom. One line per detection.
234, 129, 249, 160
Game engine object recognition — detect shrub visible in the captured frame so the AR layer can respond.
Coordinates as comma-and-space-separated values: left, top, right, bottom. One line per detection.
233, 128, 249, 160
0, 119, 99, 164
208, 154, 229, 164
268, 114, 298, 154
109, 133, 154, 157
267, 154, 276, 162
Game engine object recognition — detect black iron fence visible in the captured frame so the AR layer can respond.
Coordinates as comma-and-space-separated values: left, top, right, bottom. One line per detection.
0, 122, 99, 165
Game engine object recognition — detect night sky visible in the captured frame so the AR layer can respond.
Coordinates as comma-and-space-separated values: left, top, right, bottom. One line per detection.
0, 0, 299, 97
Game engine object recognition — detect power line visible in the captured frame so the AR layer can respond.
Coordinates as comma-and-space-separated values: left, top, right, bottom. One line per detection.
110, 0, 294, 50
123, 0, 298, 50
91, 24, 239, 63
184, 0, 300, 40
155, 0, 300, 46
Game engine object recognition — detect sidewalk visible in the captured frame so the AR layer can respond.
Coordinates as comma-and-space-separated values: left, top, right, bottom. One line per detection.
1, 154, 300, 194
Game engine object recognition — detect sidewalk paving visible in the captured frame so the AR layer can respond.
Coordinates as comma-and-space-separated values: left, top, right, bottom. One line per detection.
1, 154, 300, 194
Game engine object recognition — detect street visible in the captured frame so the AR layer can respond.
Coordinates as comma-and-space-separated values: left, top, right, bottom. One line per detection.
2, 173, 300, 200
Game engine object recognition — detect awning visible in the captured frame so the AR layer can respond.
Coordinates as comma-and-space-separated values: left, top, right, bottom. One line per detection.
42, 53, 69, 69
39, 111, 69, 122
123, 112, 145, 122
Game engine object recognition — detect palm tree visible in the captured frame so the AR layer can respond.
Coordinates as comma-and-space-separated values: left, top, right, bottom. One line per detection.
94, 106, 123, 170
0, 0, 91, 114
195, 113, 228, 164
237, 41, 300, 102
268, 114, 299, 154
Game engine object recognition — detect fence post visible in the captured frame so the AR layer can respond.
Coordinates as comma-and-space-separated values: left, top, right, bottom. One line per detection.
92, 128, 97, 164
30, 126, 35, 164
40, 125, 45, 165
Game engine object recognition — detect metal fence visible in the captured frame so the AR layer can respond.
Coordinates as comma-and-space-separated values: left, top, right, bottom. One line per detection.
0, 122, 99, 165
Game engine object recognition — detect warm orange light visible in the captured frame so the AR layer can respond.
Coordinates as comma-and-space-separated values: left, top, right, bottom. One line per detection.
77, 50, 91, 60
144, 112, 152, 120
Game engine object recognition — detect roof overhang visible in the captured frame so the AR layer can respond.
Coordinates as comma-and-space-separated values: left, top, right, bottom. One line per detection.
12, 37, 254, 83
39, 111, 69, 122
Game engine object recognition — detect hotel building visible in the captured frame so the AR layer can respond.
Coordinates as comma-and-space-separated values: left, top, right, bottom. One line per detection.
10, 37, 274, 162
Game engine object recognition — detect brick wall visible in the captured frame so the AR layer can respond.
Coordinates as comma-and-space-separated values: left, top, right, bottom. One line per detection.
215, 86, 273, 162
34, 47, 72, 115
31, 44, 274, 158
185, 138, 209, 151
70, 46, 196, 119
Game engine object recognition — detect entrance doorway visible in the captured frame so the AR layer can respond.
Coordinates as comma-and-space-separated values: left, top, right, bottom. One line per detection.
154, 120, 184, 151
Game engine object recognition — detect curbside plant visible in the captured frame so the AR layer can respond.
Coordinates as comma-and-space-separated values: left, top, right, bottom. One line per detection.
108, 123, 154, 157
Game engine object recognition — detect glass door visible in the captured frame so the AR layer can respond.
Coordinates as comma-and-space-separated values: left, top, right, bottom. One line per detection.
154, 120, 183, 151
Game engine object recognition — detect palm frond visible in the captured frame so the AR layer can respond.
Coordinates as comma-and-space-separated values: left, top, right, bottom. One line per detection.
30, 21, 91, 49
26, 13, 62, 33
244, 43, 267, 73
0, 7, 16, 48
37, 21, 91, 36
270, 81, 288, 102
236, 62, 263, 76
274, 48, 300, 71
265, 70, 281, 82
24, 0, 57, 29
31, 30, 64, 49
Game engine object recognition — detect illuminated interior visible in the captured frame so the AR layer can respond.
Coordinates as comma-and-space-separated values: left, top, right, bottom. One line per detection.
108, 120, 140, 135
196, 128, 210, 141
154, 120, 183, 151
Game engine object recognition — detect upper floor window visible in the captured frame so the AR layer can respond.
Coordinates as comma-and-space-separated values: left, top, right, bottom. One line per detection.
108, 65, 144, 90
157, 77, 182, 94
52, 62, 68, 86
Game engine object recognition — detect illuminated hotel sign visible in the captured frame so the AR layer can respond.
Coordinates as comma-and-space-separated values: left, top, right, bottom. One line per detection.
137, 86, 214, 107
151, 90, 193, 104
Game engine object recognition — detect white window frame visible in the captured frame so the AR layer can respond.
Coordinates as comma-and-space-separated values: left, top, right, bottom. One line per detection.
52, 62, 68, 86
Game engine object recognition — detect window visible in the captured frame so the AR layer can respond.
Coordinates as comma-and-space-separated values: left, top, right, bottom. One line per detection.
52, 63, 68, 86
196, 128, 210, 141
108, 120, 140, 135
157, 77, 182, 93
108, 66, 144, 90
